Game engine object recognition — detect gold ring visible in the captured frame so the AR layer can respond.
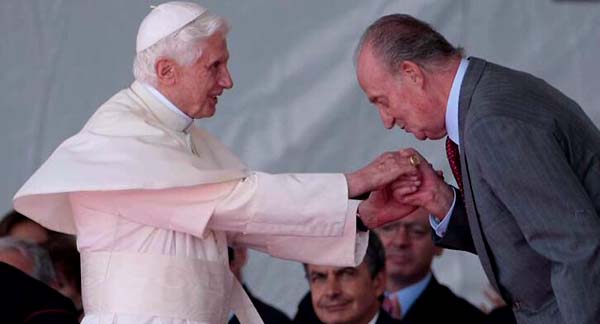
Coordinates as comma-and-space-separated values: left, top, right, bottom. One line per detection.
408, 155, 420, 167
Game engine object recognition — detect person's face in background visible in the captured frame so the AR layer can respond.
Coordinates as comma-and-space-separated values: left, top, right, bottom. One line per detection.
307, 262, 385, 324
0, 249, 34, 274
8, 220, 49, 244
374, 208, 441, 290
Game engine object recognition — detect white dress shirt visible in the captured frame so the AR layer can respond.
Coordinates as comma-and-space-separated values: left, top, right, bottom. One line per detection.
429, 58, 469, 237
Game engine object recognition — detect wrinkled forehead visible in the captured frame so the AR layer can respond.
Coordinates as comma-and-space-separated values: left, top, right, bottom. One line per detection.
197, 33, 229, 58
356, 45, 392, 88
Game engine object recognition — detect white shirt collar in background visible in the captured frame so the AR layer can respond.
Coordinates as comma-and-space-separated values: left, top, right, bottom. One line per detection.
391, 272, 432, 318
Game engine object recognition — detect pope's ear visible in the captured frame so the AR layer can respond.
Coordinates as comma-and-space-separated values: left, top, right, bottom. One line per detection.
155, 58, 177, 85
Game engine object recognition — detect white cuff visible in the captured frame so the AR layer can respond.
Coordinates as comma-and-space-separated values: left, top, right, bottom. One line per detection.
429, 187, 456, 237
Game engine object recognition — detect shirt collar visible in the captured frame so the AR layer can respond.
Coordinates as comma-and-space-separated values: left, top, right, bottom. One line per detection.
445, 58, 469, 145
391, 272, 432, 318
142, 83, 194, 132
368, 311, 379, 324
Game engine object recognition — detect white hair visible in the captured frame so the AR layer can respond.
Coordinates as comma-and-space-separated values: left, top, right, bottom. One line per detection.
133, 11, 230, 86
0, 237, 57, 285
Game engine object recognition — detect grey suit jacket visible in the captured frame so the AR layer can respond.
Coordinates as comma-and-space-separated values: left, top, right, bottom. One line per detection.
435, 57, 600, 324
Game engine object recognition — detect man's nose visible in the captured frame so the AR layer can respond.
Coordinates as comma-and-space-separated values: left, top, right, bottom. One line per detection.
378, 109, 395, 129
219, 66, 233, 89
324, 277, 341, 296
391, 227, 411, 247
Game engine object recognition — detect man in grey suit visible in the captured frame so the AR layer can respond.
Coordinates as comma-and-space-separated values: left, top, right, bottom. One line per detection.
354, 14, 600, 324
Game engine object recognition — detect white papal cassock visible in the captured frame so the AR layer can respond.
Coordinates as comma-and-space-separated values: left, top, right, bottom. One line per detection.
13, 81, 368, 324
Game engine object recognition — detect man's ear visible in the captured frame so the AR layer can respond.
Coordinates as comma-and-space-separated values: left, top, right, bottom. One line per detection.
155, 58, 177, 86
374, 269, 387, 297
399, 60, 424, 87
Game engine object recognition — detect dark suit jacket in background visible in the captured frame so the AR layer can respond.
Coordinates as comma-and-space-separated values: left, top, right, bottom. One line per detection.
229, 285, 291, 324
400, 275, 484, 324
0, 262, 79, 324
293, 277, 481, 324
292, 291, 321, 324
436, 57, 600, 324
486, 305, 518, 324
375, 309, 402, 324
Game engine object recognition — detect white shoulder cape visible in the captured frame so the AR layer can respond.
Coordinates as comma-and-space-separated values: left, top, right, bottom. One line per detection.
14, 82, 248, 234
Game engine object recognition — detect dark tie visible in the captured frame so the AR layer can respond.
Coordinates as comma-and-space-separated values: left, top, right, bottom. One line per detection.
445, 136, 463, 196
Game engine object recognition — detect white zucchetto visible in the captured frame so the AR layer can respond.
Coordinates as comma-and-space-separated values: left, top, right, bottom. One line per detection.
136, 1, 207, 53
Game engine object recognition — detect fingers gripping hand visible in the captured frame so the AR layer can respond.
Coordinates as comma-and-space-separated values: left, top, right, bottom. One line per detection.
358, 187, 418, 229
395, 149, 454, 219
346, 151, 418, 197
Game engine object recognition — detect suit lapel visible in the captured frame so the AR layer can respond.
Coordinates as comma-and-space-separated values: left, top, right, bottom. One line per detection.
458, 57, 501, 293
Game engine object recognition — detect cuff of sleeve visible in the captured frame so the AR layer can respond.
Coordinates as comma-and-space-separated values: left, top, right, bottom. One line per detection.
429, 187, 456, 237
263, 199, 368, 267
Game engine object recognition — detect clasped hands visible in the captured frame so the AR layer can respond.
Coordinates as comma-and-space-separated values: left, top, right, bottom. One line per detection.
346, 149, 454, 229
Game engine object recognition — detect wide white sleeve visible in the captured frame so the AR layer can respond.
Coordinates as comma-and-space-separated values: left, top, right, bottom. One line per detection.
210, 172, 349, 237
229, 199, 369, 267
85, 171, 356, 234
97, 171, 367, 266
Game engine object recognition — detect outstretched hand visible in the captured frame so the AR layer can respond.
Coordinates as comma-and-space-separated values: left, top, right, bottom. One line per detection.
345, 151, 418, 198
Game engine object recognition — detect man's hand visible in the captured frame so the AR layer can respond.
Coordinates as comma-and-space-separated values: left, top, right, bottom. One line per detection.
357, 185, 418, 229
392, 149, 454, 220
345, 151, 418, 198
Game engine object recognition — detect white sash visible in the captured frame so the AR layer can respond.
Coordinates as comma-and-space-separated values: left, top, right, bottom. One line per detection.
81, 252, 263, 323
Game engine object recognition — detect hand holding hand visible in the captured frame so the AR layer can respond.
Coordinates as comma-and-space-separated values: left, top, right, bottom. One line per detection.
357, 185, 418, 229
345, 151, 418, 198
392, 149, 454, 220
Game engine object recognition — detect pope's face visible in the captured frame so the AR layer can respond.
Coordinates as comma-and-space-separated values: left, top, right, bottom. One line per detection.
176, 32, 233, 119
356, 45, 446, 140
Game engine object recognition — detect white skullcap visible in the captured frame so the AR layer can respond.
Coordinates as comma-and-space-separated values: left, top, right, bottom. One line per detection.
136, 1, 207, 53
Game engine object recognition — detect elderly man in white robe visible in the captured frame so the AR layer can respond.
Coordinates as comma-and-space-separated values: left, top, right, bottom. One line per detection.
13, 2, 421, 324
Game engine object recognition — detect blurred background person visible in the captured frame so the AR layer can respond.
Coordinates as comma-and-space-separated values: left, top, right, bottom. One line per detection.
374, 208, 484, 323
0, 209, 51, 244
0, 236, 56, 284
2, 209, 83, 316
0, 237, 78, 323
45, 233, 83, 318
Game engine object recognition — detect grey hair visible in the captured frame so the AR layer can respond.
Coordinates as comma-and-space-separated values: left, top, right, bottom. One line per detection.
0, 237, 56, 285
355, 14, 463, 74
133, 11, 230, 86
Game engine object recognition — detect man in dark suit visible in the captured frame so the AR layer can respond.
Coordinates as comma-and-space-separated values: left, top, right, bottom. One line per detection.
0, 236, 79, 323
298, 232, 400, 324
354, 14, 600, 324
374, 208, 484, 323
